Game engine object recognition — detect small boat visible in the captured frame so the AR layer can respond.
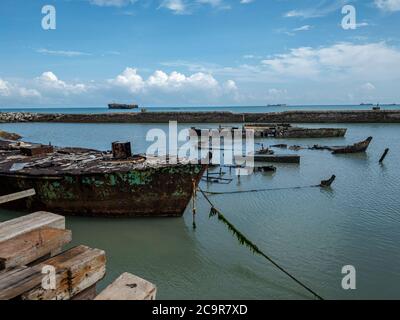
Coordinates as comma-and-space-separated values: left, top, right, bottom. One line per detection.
0, 141, 206, 217
108, 103, 138, 110
312, 137, 373, 154
331, 137, 373, 154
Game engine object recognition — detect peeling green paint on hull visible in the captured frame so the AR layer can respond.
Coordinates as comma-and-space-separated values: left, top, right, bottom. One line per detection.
0, 164, 206, 217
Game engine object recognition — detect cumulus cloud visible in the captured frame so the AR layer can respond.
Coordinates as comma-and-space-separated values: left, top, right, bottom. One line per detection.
261, 42, 400, 80
0, 78, 41, 100
108, 67, 240, 104
36, 72, 87, 95
110, 67, 234, 95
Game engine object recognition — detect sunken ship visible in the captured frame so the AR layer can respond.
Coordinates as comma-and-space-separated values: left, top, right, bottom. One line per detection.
0, 140, 206, 217
108, 103, 138, 110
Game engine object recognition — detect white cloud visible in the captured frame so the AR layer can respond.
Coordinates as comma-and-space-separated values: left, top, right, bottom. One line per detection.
0, 79, 11, 97
0, 78, 41, 99
159, 0, 189, 14
89, 0, 137, 7
375, 0, 400, 11
37, 72, 87, 95
293, 25, 312, 32
284, 0, 351, 19
361, 82, 376, 91
36, 48, 91, 57
261, 42, 400, 80
159, 0, 230, 14
109, 67, 234, 96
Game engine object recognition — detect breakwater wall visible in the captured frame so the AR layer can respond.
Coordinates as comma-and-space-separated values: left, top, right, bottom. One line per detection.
1, 110, 400, 124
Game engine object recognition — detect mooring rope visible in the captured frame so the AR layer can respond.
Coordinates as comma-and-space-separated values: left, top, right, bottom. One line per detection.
204, 184, 320, 195
198, 187, 324, 300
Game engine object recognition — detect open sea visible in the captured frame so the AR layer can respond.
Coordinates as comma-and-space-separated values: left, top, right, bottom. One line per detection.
0, 105, 399, 299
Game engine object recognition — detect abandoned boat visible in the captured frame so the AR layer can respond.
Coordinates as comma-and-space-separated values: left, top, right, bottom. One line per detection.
243, 124, 347, 138
311, 137, 373, 154
0, 141, 206, 217
108, 103, 138, 110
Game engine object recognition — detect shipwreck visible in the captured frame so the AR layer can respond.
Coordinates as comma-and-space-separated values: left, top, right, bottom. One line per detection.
243, 124, 347, 138
0, 140, 206, 217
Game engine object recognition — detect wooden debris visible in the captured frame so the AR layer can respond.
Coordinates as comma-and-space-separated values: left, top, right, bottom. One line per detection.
0, 266, 43, 300
0, 211, 65, 242
379, 148, 390, 163
0, 212, 155, 300
20, 145, 54, 157
21, 245, 106, 300
0, 228, 72, 270
112, 141, 132, 159
253, 154, 300, 164
270, 144, 288, 149
0, 130, 22, 141
320, 175, 336, 188
95, 272, 156, 301
0, 189, 36, 205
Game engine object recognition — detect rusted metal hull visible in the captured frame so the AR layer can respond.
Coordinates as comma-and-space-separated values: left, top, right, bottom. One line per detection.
312, 137, 373, 154
331, 137, 373, 154
243, 124, 347, 138
0, 165, 205, 217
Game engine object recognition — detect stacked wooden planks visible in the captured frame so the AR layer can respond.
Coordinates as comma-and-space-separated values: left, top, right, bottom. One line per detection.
0, 211, 157, 300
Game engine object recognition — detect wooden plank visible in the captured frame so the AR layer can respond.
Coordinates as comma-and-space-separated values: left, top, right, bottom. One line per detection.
0, 266, 43, 300
95, 273, 157, 301
0, 228, 72, 270
21, 245, 106, 300
0, 189, 36, 205
0, 211, 65, 243
71, 285, 97, 300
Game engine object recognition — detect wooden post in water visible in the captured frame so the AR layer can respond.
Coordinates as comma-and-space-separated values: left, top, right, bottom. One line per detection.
379, 148, 390, 163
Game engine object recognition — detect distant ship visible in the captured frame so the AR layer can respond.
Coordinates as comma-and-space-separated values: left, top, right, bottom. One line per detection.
360, 103, 374, 106
267, 104, 287, 107
108, 103, 138, 110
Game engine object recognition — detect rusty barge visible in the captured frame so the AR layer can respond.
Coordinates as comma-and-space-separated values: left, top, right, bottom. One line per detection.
243, 124, 347, 138
0, 141, 206, 217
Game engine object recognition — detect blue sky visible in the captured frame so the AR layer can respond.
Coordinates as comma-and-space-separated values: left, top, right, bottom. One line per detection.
0, 0, 400, 107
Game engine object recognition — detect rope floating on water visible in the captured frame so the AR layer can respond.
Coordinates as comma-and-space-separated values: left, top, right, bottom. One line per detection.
203, 175, 336, 196
198, 187, 325, 300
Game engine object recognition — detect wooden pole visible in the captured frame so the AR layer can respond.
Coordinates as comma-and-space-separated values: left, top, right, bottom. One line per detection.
0, 189, 36, 205
379, 148, 390, 163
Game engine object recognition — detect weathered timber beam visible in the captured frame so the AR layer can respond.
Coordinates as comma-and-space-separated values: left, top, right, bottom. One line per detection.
95, 272, 157, 300
21, 245, 106, 300
0, 228, 72, 270
0, 189, 36, 205
0, 211, 65, 242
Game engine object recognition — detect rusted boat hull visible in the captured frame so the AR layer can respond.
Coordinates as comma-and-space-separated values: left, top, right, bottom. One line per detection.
253, 154, 300, 164
0, 165, 205, 217
244, 124, 347, 138
331, 137, 372, 154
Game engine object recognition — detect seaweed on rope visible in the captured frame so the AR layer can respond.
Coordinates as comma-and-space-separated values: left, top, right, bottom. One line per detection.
200, 188, 324, 301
